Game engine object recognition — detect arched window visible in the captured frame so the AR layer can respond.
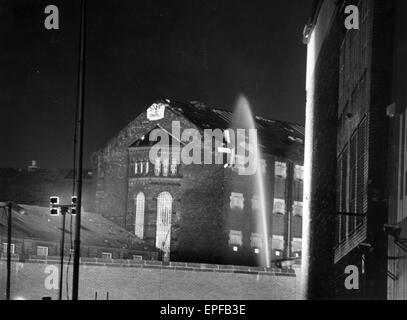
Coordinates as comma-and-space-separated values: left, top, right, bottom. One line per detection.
156, 192, 173, 254
135, 192, 145, 239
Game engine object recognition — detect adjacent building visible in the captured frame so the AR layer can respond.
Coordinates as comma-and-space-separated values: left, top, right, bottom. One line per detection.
0, 203, 157, 261
303, 0, 405, 299
0, 163, 95, 211
93, 100, 304, 266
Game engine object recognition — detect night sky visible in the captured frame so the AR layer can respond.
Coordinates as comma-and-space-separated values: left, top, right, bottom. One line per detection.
0, 0, 311, 169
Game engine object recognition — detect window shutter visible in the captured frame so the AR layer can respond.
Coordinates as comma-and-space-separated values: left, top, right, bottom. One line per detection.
357, 117, 368, 226
349, 133, 357, 234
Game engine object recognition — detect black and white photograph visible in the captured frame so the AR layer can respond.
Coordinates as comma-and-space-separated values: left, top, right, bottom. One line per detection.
0, 0, 406, 308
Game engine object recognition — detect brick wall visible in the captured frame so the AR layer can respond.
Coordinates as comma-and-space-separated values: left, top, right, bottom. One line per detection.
177, 163, 227, 264
335, 0, 395, 300
309, 0, 395, 299
303, 1, 344, 299
94, 106, 197, 227
0, 258, 301, 300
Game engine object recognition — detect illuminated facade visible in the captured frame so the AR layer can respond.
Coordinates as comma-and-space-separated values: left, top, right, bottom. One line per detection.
93, 100, 304, 266
304, 0, 403, 299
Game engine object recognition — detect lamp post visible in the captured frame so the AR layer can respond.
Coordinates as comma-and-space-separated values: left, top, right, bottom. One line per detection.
50, 196, 77, 300
5, 202, 12, 300
59, 208, 66, 300
72, 0, 87, 301
0, 202, 13, 300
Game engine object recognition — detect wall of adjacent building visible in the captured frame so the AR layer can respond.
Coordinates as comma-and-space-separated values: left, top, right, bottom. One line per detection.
303, 0, 342, 300
304, 0, 396, 300
387, 0, 407, 301
335, 0, 394, 300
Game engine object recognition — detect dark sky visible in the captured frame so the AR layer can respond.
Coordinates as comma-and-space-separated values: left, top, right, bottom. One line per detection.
0, 0, 311, 169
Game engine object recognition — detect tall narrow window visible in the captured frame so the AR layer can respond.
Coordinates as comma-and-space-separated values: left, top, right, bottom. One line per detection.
349, 134, 357, 234
134, 161, 138, 175
135, 192, 145, 239
163, 159, 169, 177
336, 156, 342, 245
170, 158, 177, 176
154, 159, 161, 176
340, 148, 348, 241
145, 160, 149, 174
156, 192, 173, 255
356, 118, 368, 226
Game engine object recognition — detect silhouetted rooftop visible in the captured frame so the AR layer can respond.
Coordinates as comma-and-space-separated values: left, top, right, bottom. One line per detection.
165, 100, 304, 163
0, 203, 156, 252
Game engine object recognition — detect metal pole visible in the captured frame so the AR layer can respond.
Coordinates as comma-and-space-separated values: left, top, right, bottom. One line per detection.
6, 202, 12, 300
72, 0, 87, 301
59, 211, 66, 300
285, 162, 293, 260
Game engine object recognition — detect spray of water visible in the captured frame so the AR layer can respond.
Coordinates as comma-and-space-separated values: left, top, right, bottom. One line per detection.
232, 95, 271, 268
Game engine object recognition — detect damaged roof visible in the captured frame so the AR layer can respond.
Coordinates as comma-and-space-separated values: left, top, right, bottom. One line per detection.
98, 99, 304, 164
164, 100, 304, 164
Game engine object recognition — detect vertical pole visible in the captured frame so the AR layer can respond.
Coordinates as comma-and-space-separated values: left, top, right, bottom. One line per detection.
59, 211, 66, 300
72, 0, 87, 301
6, 202, 12, 300
285, 162, 293, 260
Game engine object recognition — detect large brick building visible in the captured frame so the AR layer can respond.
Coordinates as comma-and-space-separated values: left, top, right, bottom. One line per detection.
93, 100, 304, 267
303, 0, 405, 299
